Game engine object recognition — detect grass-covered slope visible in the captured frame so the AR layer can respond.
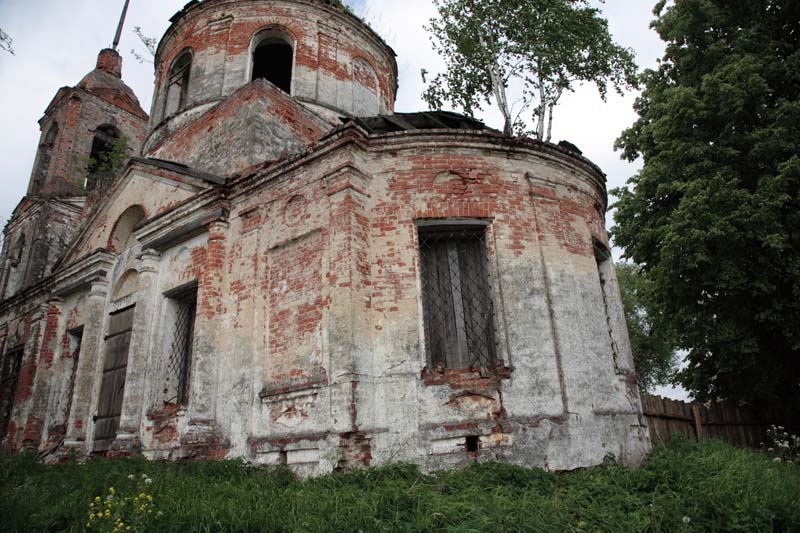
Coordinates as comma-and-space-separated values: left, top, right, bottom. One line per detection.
1, 439, 798, 532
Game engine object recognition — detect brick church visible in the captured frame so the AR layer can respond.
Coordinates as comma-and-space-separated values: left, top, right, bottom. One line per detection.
0, 0, 650, 474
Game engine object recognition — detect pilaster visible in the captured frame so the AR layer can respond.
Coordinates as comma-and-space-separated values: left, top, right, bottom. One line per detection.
113, 250, 161, 453
64, 279, 108, 453
324, 165, 373, 461
21, 298, 63, 450
182, 218, 229, 457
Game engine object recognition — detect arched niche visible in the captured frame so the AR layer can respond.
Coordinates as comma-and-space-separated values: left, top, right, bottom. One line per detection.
32, 122, 59, 190
352, 57, 380, 116
250, 27, 295, 93
112, 269, 140, 301
11, 234, 26, 267
108, 205, 146, 253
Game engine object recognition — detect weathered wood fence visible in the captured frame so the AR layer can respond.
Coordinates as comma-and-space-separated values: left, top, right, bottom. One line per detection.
640, 393, 781, 449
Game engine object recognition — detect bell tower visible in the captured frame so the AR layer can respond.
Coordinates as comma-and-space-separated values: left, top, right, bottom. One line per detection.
1, 0, 148, 298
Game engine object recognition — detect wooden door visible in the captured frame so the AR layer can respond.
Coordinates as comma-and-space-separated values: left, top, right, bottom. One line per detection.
93, 306, 134, 452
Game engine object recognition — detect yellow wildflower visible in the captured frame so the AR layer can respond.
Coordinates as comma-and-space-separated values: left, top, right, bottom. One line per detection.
109, 487, 115, 495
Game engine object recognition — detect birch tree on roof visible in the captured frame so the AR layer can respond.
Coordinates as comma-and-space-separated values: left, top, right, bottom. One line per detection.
422, 0, 638, 139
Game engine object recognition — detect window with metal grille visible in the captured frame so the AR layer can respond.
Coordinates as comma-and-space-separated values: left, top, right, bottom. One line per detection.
165, 286, 197, 405
0, 347, 24, 438
418, 224, 497, 369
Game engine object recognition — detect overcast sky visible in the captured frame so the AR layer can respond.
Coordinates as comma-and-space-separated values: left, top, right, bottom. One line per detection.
0, 0, 686, 399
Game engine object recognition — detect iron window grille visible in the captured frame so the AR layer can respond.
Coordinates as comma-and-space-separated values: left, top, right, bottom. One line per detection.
0, 347, 24, 438
166, 286, 197, 405
418, 224, 497, 369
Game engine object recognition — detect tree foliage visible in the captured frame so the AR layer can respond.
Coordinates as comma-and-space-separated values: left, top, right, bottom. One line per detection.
130, 26, 157, 65
77, 135, 131, 194
422, 0, 638, 137
615, 262, 678, 392
0, 27, 14, 55
613, 0, 800, 411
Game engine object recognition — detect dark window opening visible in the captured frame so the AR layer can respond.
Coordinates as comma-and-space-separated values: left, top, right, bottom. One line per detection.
165, 285, 197, 405
418, 225, 496, 369
86, 125, 120, 190
252, 40, 293, 93
0, 347, 24, 439
164, 52, 192, 117
465, 435, 480, 452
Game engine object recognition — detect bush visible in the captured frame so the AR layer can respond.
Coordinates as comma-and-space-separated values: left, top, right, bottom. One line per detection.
0, 439, 797, 532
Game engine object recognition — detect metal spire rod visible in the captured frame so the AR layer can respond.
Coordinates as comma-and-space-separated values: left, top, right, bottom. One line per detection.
112, 0, 131, 50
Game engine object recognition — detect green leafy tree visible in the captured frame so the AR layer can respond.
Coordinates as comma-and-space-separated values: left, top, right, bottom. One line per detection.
615, 262, 678, 392
422, 0, 638, 137
77, 134, 131, 194
613, 0, 800, 412
0, 27, 14, 55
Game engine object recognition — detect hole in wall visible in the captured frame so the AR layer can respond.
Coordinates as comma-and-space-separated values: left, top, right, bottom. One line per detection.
465, 435, 479, 453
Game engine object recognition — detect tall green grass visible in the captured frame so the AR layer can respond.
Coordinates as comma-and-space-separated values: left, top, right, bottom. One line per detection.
1, 438, 797, 532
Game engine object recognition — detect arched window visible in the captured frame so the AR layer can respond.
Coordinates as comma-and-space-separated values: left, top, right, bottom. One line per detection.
4, 234, 26, 297
164, 51, 192, 117
44, 122, 59, 146
86, 124, 120, 190
109, 205, 146, 253
11, 235, 25, 267
32, 122, 59, 190
251, 30, 293, 93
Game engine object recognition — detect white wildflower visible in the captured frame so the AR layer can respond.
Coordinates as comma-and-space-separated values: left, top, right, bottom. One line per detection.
773, 457, 782, 463
144, 478, 153, 485
682, 516, 691, 524
127, 474, 135, 480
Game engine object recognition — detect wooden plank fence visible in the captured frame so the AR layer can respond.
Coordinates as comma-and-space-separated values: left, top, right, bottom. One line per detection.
640, 393, 783, 449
